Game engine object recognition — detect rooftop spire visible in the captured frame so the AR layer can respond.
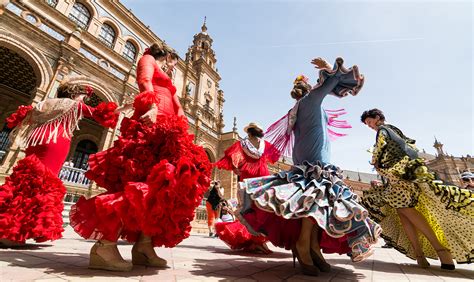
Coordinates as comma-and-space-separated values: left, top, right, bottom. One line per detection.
201, 16, 208, 33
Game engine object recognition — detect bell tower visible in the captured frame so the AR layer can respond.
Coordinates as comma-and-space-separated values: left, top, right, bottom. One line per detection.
433, 137, 445, 157
183, 17, 224, 134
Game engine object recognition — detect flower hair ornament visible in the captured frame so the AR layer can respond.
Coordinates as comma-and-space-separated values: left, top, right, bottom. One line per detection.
143, 47, 150, 55
294, 74, 309, 85
85, 85, 94, 97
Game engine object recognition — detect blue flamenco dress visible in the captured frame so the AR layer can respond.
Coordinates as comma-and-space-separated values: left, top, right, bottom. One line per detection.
238, 58, 381, 262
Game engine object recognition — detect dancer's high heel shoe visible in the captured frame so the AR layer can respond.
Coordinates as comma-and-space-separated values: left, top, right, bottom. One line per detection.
292, 246, 320, 276
310, 249, 331, 272
132, 239, 167, 267
415, 255, 430, 268
89, 241, 133, 272
436, 249, 455, 270
0, 239, 23, 248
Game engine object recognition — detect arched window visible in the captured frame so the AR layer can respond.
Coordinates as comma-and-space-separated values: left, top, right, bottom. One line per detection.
46, 0, 58, 7
71, 139, 98, 170
0, 126, 12, 162
99, 23, 116, 48
68, 3, 91, 29
122, 41, 137, 62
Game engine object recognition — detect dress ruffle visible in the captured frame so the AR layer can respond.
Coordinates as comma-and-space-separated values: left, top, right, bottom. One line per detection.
132, 90, 160, 118
6, 105, 33, 129
362, 157, 474, 264
239, 161, 381, 262
70, 114, 211, 247
0, 154, 65, 243
215, 220, 268, 250
92, 102, 119, 128
317, 57, 364, 98
214, 141, 276, 179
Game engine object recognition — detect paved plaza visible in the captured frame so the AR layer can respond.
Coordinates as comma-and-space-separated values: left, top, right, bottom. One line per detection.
0, 226, 472, 281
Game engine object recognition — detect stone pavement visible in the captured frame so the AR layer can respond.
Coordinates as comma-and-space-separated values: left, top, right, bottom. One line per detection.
0, 226, 472, 281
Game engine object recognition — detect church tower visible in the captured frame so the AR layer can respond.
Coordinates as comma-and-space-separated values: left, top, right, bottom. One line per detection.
433, 137, 445, 157
182, 17, 225, 135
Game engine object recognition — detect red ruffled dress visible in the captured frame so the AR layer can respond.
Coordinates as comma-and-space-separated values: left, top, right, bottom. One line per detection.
0, 101, 117, 243
70, 54, 212, 247
213, 138, 278, 250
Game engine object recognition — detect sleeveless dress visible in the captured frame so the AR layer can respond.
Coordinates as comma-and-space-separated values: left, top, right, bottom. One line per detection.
70, 54, 212, 247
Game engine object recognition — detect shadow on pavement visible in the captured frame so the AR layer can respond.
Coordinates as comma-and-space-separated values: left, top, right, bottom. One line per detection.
177, 243, 290, 259
328, 257, 474, 279
189, 257, 365, 281
0, 250, 166, 278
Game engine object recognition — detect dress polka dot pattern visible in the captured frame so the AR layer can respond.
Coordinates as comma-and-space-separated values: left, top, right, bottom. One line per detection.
362, 124, 474, 264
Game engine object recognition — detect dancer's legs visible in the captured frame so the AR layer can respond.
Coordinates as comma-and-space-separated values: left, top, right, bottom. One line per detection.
206, 202, 217, 235
397, 210, 424, 256
134, 233, 159, 258
310, 225, 326, 262
132, 233, 167, 267
90, 239, 132, 271
295, 218, 314, 265
397, 210, 430, 267
397, 208, 454, 265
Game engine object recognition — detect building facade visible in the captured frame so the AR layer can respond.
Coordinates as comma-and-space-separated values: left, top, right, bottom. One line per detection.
0, 0, 243, 230
424, 139, 473, 186
1, 1, 470, 232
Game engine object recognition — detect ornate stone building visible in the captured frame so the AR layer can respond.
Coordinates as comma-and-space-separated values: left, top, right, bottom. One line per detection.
2, 1, 470, 233
423, 139, 473, 186
0, 0, 242, 228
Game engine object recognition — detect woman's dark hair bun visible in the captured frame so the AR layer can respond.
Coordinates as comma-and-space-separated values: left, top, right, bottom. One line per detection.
57, 83, 84, 99
148, 42, 167, 59
290, 81, 311, 100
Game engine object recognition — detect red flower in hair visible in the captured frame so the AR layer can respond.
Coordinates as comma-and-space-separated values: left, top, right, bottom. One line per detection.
85, 86, 94, 97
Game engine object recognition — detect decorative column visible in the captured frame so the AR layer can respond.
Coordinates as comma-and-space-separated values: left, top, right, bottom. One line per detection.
216, 89, 225, 134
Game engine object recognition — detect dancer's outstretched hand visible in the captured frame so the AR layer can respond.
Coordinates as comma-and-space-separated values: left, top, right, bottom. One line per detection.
115, 103, 133, 114
140, 105, 158, 126
311, 57, 331, 70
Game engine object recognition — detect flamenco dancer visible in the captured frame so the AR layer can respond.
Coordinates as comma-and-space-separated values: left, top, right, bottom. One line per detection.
361, 108, 473, 269
214, 122, 279, 253
0, 83, 119, 246
69, 42, 212, 271
238, 57, 381, 276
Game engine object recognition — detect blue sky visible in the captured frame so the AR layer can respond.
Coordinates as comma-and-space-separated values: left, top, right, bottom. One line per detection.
122, 0, 473, 173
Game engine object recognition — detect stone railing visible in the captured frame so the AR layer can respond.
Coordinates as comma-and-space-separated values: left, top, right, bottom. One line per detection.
59, 166, 91, 187
195, 206, 208, 221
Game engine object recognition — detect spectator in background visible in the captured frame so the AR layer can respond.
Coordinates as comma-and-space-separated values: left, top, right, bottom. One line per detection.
65, 158, 75, 167
219, 203, 235, 223
461, 171, 474, 191
205, 180, 224, 237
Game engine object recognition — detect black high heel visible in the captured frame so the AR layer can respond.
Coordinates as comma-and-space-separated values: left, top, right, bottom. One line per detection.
440, 264, 455, 270
292, 246, 320, 276
436, 249, 455, 270
310, 249, 331, 272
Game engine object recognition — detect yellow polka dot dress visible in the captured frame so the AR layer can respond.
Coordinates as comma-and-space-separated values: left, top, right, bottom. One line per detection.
362, 124, 474, 264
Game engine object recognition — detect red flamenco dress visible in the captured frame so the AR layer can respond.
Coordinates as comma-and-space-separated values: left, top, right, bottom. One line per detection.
0, 100, 118, 244
213, 137, 278, 251
70, 54, 212, 247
